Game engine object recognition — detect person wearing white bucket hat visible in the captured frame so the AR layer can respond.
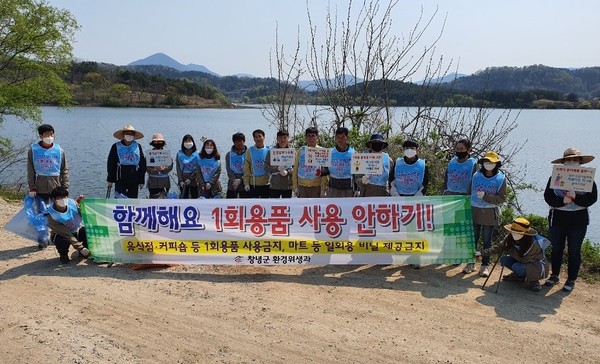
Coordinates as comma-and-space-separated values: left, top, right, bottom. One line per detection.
544, 147, 597, 292
106, 124, 146, 198
146, 133, 173, 198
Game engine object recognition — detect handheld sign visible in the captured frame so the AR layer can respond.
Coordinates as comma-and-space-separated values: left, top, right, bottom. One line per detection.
551, 165, 596, 193
351, 153, 383, 175
305, 147, 331, 167
270, 148, 296, 166
147, 149, 173, 167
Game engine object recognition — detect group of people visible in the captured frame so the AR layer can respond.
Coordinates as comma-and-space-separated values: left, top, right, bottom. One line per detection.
26, 123, 597, 294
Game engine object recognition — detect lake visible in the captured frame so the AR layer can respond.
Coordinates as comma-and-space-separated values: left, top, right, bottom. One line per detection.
2, 106, 599, 242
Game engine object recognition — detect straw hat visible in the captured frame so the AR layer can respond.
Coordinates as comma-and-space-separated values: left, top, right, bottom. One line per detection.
550, 147, 594, 164
504, 217, 537, 236
365, 133, 388, 149
113, 124, 144, 140
478, 151, 501, 164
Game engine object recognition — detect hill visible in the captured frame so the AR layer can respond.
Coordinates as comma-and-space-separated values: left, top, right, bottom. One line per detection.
128, 52, 220, 76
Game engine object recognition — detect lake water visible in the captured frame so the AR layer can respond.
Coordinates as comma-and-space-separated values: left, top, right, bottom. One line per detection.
1, 106, 599, 242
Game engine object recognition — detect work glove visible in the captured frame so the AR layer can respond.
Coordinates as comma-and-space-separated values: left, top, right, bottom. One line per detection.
107, 181, 113, 187
204, 183, 211, 190
566, 190, 576, 199
185, 179, 191, 186
232, 179, 242, 189
179, 181, 186, 189
563, 196, 573, 204
476, 191, 485, 199
244, 185, 251, 192
294, 188, 299, 196
415, 186, 424, 196
361, 175, 370, 185
390, 182, 399, 197
321, 188, 327, 197
277, 165, 285, 172
353, 190, 360, 197
279, 169, 288, 176
29, 191, 37, 198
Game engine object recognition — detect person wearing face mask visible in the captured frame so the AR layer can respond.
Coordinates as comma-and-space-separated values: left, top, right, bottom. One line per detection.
176, 134, 200, 199
389, 139, 429, 197
46, 187, 90, 264
360, 133, 390, 197
243, 129, 271, 198
197, 139, 222, 198
27, 124, 70, 248
265, 130, 294, 198
464, 151, 507, 277
477, 218, 548, 291
146, 133, 173, 199
107, 124, 146, 198
543, 147, 597, 292
225, 132, 249, 198
442, 138, 477, 195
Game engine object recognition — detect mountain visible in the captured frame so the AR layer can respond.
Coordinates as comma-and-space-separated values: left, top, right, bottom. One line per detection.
128, 53, 220, 77
298, 74, 364, 92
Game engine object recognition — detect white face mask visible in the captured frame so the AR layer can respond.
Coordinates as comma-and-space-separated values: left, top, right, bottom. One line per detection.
564, 160, 580, 166
124, 135, 135, 142
511, 232, 524, 241
404, 149, 417, 158
42, 136, 54, 145
205, 148, 214, 154
483, 162, 496, 171
55, 198, 67, 208
184, 142, 194, 149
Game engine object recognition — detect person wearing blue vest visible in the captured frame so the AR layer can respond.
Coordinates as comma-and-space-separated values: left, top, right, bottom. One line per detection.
197, 139, 223, 198
225, 132, 248, 199
265, 130, 294, 198
544, 147, 597, 292
176, 134, 200, 199
464, 151, 507, 277
292, 127, 328, 198
389, 139, 429, 197
146, 133, 173, 199
107, 124, 146, 198
243, 129, 271, 198
361, 133, 390, 197
320, 127, 357, 198
443, 138, 477, 195
46, 187, 90, 264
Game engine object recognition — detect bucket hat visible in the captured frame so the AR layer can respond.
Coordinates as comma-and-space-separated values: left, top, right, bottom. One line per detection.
366, 133, 388, 149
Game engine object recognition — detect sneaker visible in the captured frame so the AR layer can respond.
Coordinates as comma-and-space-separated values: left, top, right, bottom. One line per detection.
562, 280, 575, 292
463, 263, 475, 274
503, 272, 525, 282
79, 248, 90, 258
545, 275, 560, 287
59, 254, 70, 264
479, 265, 490, 277
529, 280, 542, 291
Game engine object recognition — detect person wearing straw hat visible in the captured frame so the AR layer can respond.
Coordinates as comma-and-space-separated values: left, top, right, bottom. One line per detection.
146, 133, 173, 198
107, 124, 146, 198
477, 218, 548, 291
543, 147, 597, 292
463, 151, 507, 277
361, 133, 390, 197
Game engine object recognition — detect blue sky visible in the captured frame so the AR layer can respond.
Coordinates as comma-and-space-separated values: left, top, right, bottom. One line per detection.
48, 0, 600, 79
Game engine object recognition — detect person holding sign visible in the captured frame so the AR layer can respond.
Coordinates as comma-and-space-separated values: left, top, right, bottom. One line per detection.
146, 133, 173, 199
292, 127, 328, 198
197, 139, 222, 198
464, 151, 506, 277
107, 124, 146, 198
442, 138, 477, 195
176, 134, 200, 199
361, 133, 390, 197
243, 129, 271, 198
389, 139, 429, 197
321, 127, 357, 197
225, 132, 248, 199
265, 130, 293, 198
544, 147, 597, 292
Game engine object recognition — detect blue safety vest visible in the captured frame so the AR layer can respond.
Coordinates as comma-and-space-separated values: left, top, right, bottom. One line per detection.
199, 157, 220, 182
470, 171, 505, 208
249, 146, 270, 177
177, 150, 199, 174
297, 146, 321, 180
553, 189, 586, 211
369, 153, 390, 187
446, 156, 477, 194
116, 141, 141, 166
228, 149, 246, 175
31, 143, 62, 176
394, 158, 425, 195
48, 199, 82, 234
329, 147, 354, 179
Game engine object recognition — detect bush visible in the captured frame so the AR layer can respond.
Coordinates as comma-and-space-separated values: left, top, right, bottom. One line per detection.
580, 240, 600, 283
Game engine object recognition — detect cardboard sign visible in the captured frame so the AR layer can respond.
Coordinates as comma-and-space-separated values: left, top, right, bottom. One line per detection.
270, 148, 296, 166
551, 165, 596, 192
305, 147, 331, 167
351, 153, 383, 175
147, 149, 173, 167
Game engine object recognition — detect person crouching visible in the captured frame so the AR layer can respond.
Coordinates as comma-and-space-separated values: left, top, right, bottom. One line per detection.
46, 187, 90, 264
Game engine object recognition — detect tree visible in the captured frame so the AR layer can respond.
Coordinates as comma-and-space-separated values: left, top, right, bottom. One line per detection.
0, 0, 78, 123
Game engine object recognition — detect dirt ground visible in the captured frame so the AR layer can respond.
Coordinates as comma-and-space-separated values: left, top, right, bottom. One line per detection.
1, 198, 598, 364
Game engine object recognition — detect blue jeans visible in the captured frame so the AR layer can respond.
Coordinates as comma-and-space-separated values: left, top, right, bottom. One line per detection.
550, 222, 587, 281
473, 224, 494, 265
500, 256, 526, 277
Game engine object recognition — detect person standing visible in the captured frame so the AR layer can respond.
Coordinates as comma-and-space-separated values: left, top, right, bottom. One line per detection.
292, 127, 328, 198
544, 147, 597, 292
321, 127, 356, 197
107, 124, 146, 198
197, 139, 222, 198
464, 151, 507, 277
443, 138, 477, 195
176, 134, 200, 199
265, 130, 293, 198
389, 139, 429, 197
243, 129, 270, 198
146, 133, 173, 199
225, 132, 248, 198
361, 133, 390, 197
